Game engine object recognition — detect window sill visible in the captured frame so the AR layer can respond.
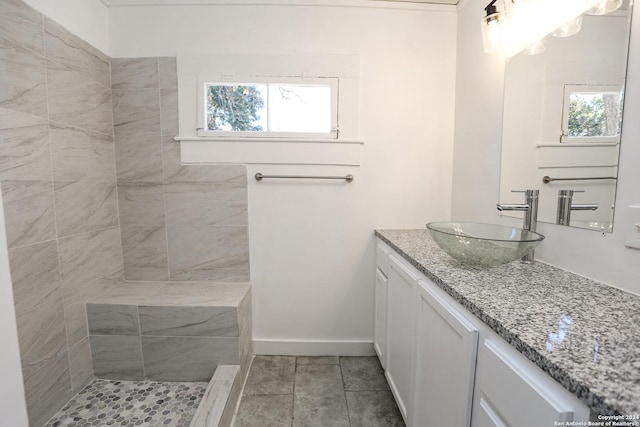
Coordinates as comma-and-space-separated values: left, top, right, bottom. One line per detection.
176, 136, 364, 166
537, 142, 620, 168
537, 142, 620, 148
174, 135, 363, 144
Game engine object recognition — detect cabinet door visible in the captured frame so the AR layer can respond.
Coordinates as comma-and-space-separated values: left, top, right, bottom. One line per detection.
374, 268, 388, 368
411, 279, 479, 427
386, 255, 419, 422
376, 241, 391, 277
472, 338, 589, 427
473, 398, 508, 427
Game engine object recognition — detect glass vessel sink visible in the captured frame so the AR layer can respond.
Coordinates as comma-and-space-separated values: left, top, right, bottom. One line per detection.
426, 222, 545, 267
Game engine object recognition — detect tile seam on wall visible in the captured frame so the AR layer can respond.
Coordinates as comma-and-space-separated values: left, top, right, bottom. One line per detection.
134, 304, 147, 379
90, 333, 240, 338
48, 118, 114, 139
109, 55, 126, 291
157, 57, 172, 282
42, 8, 76, 400
52, 179, 119, 183
45, 51, 111, 92
6, 237, 58, 251
0, 107, 46, 127
56, 224, 120, 242
44, 54, 111, 91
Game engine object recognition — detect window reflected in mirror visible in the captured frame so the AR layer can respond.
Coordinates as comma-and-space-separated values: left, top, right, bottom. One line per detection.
561, 85, 624, 143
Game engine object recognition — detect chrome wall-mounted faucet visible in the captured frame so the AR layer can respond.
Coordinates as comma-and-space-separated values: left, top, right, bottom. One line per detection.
497, 189, 539, 263
556, 190, 599, 226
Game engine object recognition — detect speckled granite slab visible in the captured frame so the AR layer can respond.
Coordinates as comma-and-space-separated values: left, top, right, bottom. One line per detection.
375, 229, 640, 416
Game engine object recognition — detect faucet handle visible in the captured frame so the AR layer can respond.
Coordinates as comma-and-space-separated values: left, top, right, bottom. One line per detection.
558, 189, 585, 197
511, 189, 539, 196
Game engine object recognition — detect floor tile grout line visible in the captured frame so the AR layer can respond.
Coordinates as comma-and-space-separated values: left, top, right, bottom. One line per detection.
292, 356, 298, 427
237, 355, 402, 427
242, 393, 293, 396
339, 356, 354, 427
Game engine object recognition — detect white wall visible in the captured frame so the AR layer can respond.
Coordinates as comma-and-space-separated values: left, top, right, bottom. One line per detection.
0, 192, 29, 426
22, 0, 109, 54
109, 3, 457, 353
453, 0, 640, 295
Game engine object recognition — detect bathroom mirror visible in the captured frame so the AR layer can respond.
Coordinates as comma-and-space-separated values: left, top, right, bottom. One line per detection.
498, 3, 633, 232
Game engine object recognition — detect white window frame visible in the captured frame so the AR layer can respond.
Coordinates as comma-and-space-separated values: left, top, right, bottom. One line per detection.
560, 84, 623, 144
196, 76, 339, 140
177, 52, 362, 165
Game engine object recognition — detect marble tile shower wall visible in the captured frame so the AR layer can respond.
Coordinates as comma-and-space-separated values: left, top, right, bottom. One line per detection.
111, 58, 250, 282
0, 0, 123, 425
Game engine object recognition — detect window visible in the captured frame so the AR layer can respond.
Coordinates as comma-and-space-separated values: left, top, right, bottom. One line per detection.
178, 52, 361, 165
198, 77, 338, 139
561, 84, 624, 143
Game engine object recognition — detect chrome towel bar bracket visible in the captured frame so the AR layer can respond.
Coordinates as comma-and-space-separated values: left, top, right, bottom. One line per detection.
255, 173, 354, 183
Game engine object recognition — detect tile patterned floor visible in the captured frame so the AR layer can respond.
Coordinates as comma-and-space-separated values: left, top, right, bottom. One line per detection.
43, 379, 207, 427
235, 356, 405, 427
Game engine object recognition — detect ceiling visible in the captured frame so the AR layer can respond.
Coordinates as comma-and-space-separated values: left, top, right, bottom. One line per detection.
101, 0, 459, 7
368, 0, 458, 3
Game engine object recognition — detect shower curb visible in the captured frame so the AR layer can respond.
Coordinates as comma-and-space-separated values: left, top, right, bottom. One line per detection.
190, 365, 240, 427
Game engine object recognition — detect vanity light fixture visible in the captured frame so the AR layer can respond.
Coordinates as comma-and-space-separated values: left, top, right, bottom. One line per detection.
524, 39, 546, 55
552, 16, 583, 37
588, 0, 623, 15
481, 0, 503, 53
481, 0, 609, 58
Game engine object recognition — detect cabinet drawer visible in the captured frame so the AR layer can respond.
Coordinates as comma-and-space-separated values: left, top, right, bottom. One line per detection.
475, 338, 586, 427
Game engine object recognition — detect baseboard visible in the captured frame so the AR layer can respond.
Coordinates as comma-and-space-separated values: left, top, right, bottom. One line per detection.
253, 339, 375, 356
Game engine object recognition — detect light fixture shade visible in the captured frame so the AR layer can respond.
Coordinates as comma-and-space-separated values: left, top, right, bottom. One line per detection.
481, 12, 503, 53
552, 16, 583, 37
501, 0, 603, 58
524, 39, 547, 55
588, 0, 623, 15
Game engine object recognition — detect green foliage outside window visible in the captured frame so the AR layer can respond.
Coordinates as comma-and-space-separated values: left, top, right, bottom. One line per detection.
567, 92, 622, 138
207, 85, 265, 131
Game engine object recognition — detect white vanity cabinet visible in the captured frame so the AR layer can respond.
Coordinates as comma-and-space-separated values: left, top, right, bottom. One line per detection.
374, 242, 392, 368
374, 269, 388, 368
374, 238, 590, 427
471, 337, 590, 427
385, 254, 420, 421
412, 278, 479, 427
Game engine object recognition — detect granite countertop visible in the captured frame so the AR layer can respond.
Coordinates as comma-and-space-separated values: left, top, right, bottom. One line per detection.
375, 229, 640, 417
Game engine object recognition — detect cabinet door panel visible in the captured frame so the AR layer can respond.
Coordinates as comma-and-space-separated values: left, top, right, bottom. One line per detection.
474, 339, 577, 427
374, 268, 387, 368
376, 241, 391, 277
412, 280, 479, 427
386, 255, 419, 421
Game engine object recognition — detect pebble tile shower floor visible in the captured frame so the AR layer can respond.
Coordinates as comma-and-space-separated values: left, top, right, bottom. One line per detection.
43, 379, 207, 427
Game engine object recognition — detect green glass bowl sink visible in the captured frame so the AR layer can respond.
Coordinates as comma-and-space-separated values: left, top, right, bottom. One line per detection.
426, 222, 545, 267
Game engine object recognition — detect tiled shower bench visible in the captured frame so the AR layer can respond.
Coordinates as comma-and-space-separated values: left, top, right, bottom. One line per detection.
85, 281, 253, 426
